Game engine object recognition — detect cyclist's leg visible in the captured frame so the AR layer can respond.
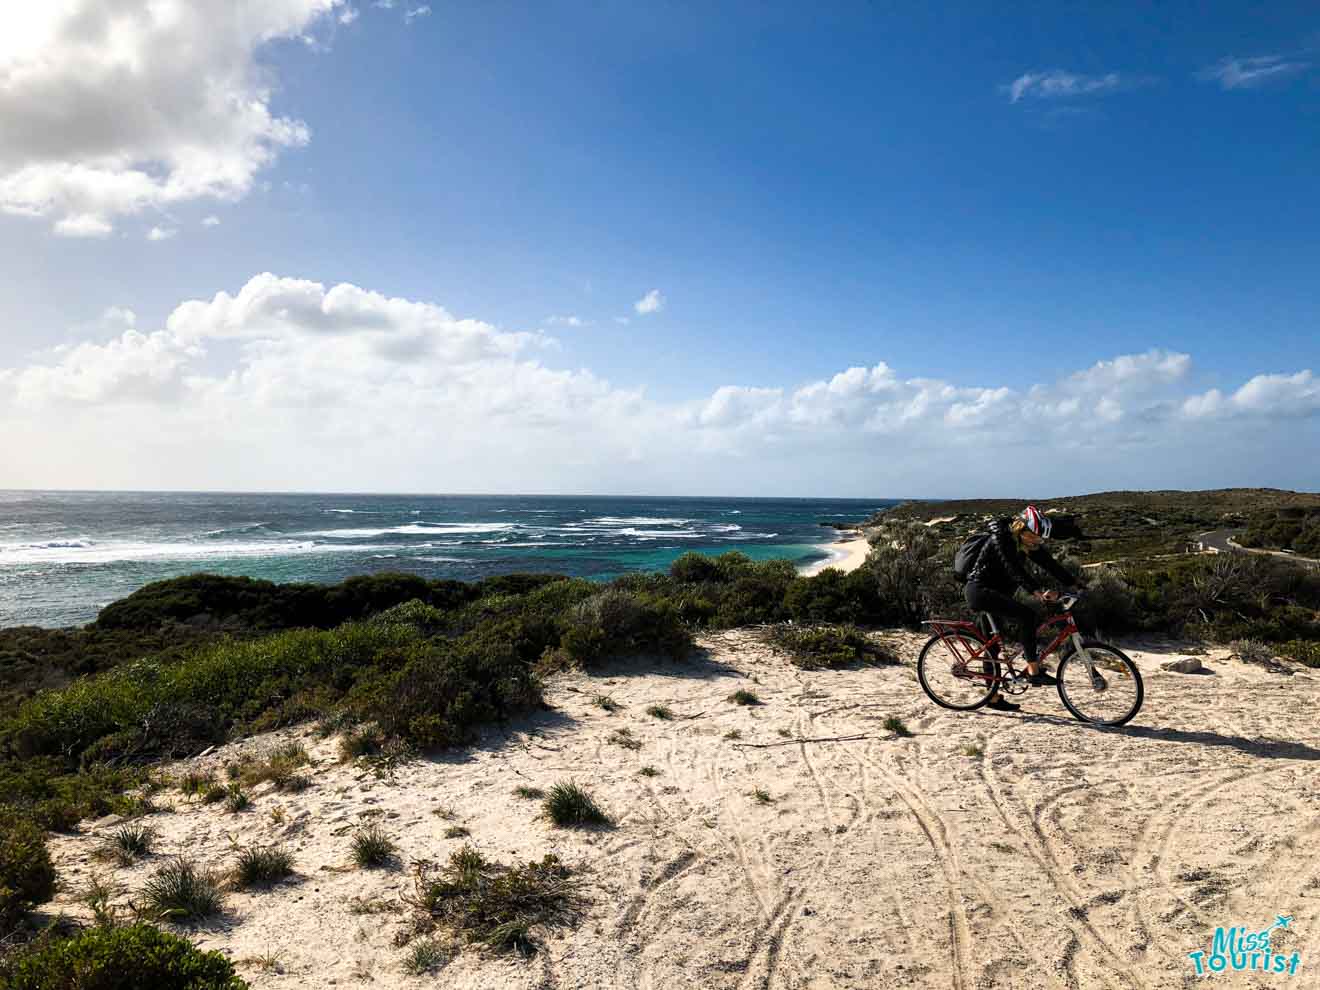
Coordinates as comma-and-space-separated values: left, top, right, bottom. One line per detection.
967, 584, 1039, 666
965, 583, 1008, 701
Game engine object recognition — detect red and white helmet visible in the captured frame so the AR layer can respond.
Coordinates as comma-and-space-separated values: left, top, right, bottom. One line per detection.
1019, 505, 1052, 539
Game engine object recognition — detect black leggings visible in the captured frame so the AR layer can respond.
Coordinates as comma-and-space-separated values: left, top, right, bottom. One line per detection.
965, 582, 1039, 663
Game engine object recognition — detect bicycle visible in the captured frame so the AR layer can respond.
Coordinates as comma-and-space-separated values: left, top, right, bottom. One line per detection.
916, 594, 1144, 726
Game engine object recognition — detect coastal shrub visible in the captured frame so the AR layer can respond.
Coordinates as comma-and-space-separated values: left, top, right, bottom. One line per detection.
0, 758, 144, 832
865, 524, 961, 627
709, 560, 797, 627
0, 923, 248, 989
3, 621, 425, 764
764, 624, 897, 670
669, 552, 723, 584
1073, 567, 1139, 636
369, 599, 448, 634
352, 620, 543, 748
784, 568, 885, 624
0, 810, 56, 935
407, 846, 583, 956
556, 590, 691, 666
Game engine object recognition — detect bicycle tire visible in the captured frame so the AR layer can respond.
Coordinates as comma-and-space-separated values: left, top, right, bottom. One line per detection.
917, 630, 999, 711
1055, 640, 1144, 727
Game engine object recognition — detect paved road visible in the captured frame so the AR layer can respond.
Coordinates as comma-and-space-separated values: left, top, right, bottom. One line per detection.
1197, 528, 1320, 567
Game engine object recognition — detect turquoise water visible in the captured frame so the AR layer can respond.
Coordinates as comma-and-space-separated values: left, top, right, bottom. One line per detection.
0, 491, 894, 627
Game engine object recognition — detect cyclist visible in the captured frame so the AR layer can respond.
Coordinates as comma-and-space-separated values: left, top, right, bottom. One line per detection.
964, 505, 1079, 712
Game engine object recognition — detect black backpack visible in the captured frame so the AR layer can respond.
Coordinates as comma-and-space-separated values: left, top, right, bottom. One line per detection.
952, 533, 989, 582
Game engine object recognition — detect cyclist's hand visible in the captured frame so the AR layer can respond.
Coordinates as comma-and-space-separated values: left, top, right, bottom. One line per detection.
1039, 590, 1060, 603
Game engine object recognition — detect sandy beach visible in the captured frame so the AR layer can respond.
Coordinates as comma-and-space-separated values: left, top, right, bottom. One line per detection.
801, 531, 873, 576
45, 630, 1320, 989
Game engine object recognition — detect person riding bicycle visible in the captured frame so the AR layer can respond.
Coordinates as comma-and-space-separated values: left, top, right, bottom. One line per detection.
964, 505, 1079, 712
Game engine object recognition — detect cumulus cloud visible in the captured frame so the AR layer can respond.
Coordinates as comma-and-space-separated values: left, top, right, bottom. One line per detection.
202, 215, 221, 227
1003, 70, 1133, 103
338, 5, 360, 24
634, 289, 665, 315
1198, 55, 1310, 90
404, 5, 430, 23
0, 1, 342, 236
3, 273, 1317, 492
545, 315, 585, 327
146, 226, 177, 242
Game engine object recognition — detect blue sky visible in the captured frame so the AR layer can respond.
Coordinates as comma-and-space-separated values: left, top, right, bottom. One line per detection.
1, 2, 1317, 495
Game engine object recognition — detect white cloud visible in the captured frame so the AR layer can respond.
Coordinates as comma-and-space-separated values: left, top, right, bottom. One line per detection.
1182, 371, 1320, 420
546, 315, 585, 327
1198, 55, 1310, 90
634, 289, 665, 315
404, 5, 431, 23
52, 213, 112, 238
3, 274, 1317, 492
146, 226, 177, 242
338, 5, 360, 24
202, 215, 222, 227
0, 1, 343, 236
614, 316, 631, 326
1004, 70, 1130, 103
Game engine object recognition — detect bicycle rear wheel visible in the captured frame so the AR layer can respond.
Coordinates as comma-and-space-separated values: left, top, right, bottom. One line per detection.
1056, 640, 1143, 727
917, 630, 999, 711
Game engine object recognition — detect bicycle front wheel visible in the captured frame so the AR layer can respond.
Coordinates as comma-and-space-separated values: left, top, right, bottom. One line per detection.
917, 631, 999, 711
1056, 640, 1143, 727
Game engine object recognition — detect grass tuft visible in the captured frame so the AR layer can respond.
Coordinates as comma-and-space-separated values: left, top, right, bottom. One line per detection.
96, 823, 154, 865
645, 704, 674, 720
723, 729, 743, 741
542, 781, 612, 828
883, 716, 912, 737
751, 788, 773, 805
962, 744, 983, 758
140, 858, 224, 920
638, 766, 660, 777
513, 785, 545, 800
352, 825, 396, 868
404, 937, 451, 974
444, 826, 471, 839
223, 783, 250, 813
727, 689, 760, 706
407, 845, 584, 956
178, 771, 216, 800
591, 694, 621, 713
607, 727, 641, 750
232, 844, 295, 889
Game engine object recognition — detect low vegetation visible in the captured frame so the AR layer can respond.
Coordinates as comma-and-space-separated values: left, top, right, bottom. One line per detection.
727, 689, 760, 706
883, 716, 912, 737
406, 845, 584, 956
231, 844, 294, 889
140, 858, 225, 921
96, 823, 154, 866
0, 923, 248, 989
351, 825, 396, 868
0, 810, 56, 935
542, 781, 611, 828
644, 704, 674, 720
765, 623, 899, 670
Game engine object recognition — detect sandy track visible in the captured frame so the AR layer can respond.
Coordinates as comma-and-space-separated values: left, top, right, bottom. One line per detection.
46, 630, 1320, 988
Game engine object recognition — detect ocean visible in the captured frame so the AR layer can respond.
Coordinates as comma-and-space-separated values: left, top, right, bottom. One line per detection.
0, 491, 895, 628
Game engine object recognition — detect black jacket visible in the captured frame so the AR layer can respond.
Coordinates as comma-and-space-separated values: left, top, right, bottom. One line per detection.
965, 518, 1077, 594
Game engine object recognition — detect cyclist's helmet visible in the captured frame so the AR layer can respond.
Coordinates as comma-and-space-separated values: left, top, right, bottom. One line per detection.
1019, 504, 1052, 539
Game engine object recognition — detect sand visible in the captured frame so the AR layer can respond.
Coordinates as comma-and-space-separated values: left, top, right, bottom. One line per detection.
801, 532, 872, 576
46, 632, 1320, 989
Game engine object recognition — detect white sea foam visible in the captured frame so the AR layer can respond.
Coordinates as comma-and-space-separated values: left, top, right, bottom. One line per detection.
585, 516, 690, 526
0, 539, 389, 566
618, 528, 701, 538
304, 523, 518, 538
711, 523, 742, 532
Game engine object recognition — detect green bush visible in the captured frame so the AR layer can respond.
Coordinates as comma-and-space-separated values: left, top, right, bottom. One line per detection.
864, 524, 960, 627
353, 621, 544, 748
0, 923, 247, 989
556, 590, 691, 667
0, 811, 56, 935
784, 568, 885, 624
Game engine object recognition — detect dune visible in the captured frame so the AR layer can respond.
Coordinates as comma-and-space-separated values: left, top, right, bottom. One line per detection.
45, 630, 1320, 988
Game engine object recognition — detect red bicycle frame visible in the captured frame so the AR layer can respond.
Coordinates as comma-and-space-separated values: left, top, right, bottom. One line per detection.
924, 608, 1080, 684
